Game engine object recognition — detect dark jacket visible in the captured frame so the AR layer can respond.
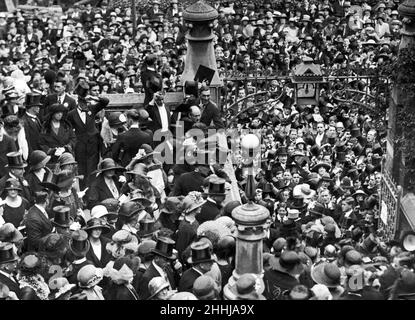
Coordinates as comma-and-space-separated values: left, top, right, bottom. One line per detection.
197, 200, 221, 225
178, 267, 202, 292
85, 237, 112, 269
25, 167, 54, 201
171, 171, 205, 196
141, 68, 163, 106
112, 127, 152, 167
104, 283, 139, 300
24, 205, 53, 252
146, 103, 172, 134
38, 121, 76, 157
197, 99, 224, 129
138, 262, 176, 300
0, 135, 17, 178
67, 97, 109, 185
0, 273, 21, 299
263, 269, 300, 300
175, 218, 198, 261
21, 113, 42, 155
87, 174, 121, 209
41, 93, 77, 122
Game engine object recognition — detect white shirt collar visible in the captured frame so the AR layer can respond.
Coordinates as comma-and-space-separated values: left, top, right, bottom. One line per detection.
35, 204, 48, 218
26, 112, 37, 119
73, 257, 87, 264
152, 260, 167, 277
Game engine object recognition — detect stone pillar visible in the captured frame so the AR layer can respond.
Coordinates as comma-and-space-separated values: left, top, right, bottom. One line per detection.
181, 0, 223, 106
223, 135, 270, 300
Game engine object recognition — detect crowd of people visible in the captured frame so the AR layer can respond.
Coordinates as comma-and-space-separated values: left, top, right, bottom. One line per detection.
0, 0, 414, 301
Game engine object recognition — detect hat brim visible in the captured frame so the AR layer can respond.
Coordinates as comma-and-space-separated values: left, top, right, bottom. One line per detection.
5, 186, 22, 191
38, 182, 60, 193
84, 224, 111, 234
147, 282, 170, 300
94, 166, 126, 175
189, 257, 214, 265
69, 239, 91, 257
30, 156, 51, 171
151, 249, 177, 260
0, 253, 19, 264
5, 163, 27, 169
51, 216, 74, 228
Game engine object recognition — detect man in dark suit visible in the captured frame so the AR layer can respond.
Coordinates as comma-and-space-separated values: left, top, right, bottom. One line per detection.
197, 86, 224, 129
138, 237, 178, 300
178, 241, 214, 292
67, 87, 109, 188
87, 159, 123, 209
25, 191, 53, 251
171, 161, 211, 197
0, 120, 17, 178
141, 54, 163, 106
65, 230, 93, 285
112, 109, 152, 167
196, 176, 226, 225
0, 243, 21, 299
21, 93, 43, 155
146, 89, 171, 136
338, 197, 360, 232
42, 79, 77, 121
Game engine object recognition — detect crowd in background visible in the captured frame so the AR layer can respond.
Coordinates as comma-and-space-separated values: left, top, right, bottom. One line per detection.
0, 0, 414, 301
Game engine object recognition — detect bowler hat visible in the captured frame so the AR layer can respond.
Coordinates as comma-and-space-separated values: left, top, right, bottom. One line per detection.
69, 230, 90, 257
151, 236, 176, 260
189, 241, 214, 264
51, 206, 73, 228
5, 151, 27, 169
309, 202, 325, 217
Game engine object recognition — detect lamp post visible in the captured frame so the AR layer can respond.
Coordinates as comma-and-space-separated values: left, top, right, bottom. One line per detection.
223, 134, 270, 300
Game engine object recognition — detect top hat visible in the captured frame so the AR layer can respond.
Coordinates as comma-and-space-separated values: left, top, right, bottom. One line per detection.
51, 206, 73, 228
204, 176, 226, 196
28, 150, 51, 171
69, 230, 90, 257
151, 236, 176, 260
5, 151, 27, 169
0, 242, 18, 264
350, 126, 361, 138
189, 241, 214, 264
25, 92, 43, 107
276, 146, 288, 156
335, 152, 346, 162
138, 219, 157, 238
290, 195, 307, 211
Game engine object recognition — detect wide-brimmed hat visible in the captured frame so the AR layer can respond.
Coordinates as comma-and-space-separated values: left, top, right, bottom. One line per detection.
0, 242, 18, 264
5, 151, 27, 169
311, 261, 341, 288
151, 236, 176, 260
311, 162, 331, 173
58, 152, 77, 167
147, 276, 170, 300
135, 144, 160, 162
93, 158, 125, 175
293, 184, 315, 199
189, 241, 214, 264
48, 277, 76, 300
118, 201, 144, 218
309, 202, 326, 217
4, 178, 22, 191
182, 191, 206, 214
229, 273, 266, 300
25, 92, 43, 107
0, 223, 23, 243
77, 265, 103, 289
28, 150, 51, 171
83, 217, 111, 234
69, 230, 90, 257
39, 232, 68, 260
